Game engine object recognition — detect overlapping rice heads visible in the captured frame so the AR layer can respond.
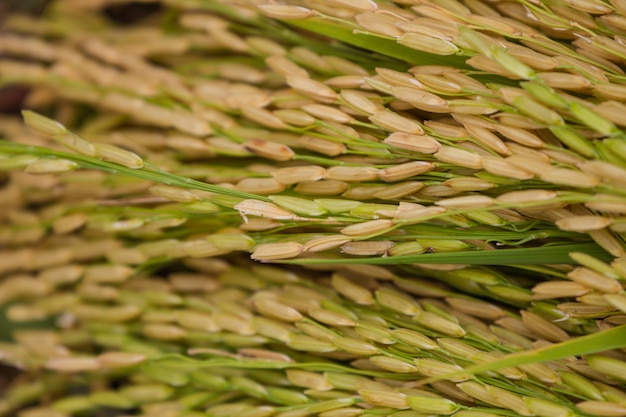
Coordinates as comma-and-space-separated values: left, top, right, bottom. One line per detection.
1, 0, 626, 416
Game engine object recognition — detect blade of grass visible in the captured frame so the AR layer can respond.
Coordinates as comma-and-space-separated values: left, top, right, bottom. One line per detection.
417, 324, 626, 385
0, 140, 271, 201
277, 243, 611, 265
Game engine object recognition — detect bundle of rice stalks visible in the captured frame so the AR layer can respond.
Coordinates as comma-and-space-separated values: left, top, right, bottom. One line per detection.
1, 0, 626, 416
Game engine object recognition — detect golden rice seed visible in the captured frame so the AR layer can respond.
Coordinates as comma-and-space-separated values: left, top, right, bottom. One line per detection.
273, 109, 316, 127
369, 110, 424, 135
586, 195, 626, 215
254, 297, 303, 322
83, 264, 133, 283
52, 132, 97, 157
559, 371, 604, 401
251, 241, 304, 262
397, 32, 459, 56
268, 195, 326, 217
354, 11, 406, 37
287, 369, 333, 391
332, 336, 379, 356
594, 82, 626, 103
22, 110, 67, 136
325, 0, 377, 12
236, 177, 286, 195
496, 189, 558, 205
358, 389, 409, 409
537, 72, 592, 91
492, 125, 543, 148
464, 123, 510, 155
266, 55, 308, 78
378, 161, 433, 182
413, 73, 463, 95
106, 246, 147, 265
37, 264, 83, 287
294, 320, 337, 342
148, 184, 199, 203
455, 382, 523, 414
579, 161, 626, 186
240, 106, 288, 130
341, 240, 394, 256
272, 165, 326, 185
392, 86, 451, 113
353, 322, 395, 345
388, 241, 426, 256
339, 89, 382, 115
470, 351, 526, 380
294, 180, 349, 196
406, 395, 458, 415
443, 177, 494, 192
252, 316, 294, 343
175, 310, 219, 332
97, 351, 147, 369
481, 155, 534, 180
520, 311, 569, 343
539, 167, 601, 188
246, 36, 287, 57
532, 281, 591, 300
555, 215, 612, 232
290, 46, 335, 72
375, 287, 421, 315
92, 142, 144, 169
364, 76, 395, 95
297, 135, 347, 157
392, 206, 448, 225
568, 266, 623, 293
556, 302, 615, 318
324, 55, 368, 76
340, 219, 393, 237
438, 338, 480, 358
331, 273, 374, 305
211, 310, 255, 336
45, 356, 101, 373
174, 239, 231, 258
0, 154, 40, 171
413, 358, 468, 381
604, 294, 626, 314
286, 76, 337, 103
435, 195, 494, 210
287, 334, 336, 353
303, 235, 353, 253
51, 211, 88, 234
309, 308, 357, 327
244, 139, 295, 161
423, 121, 466, 140
384, 132, 441, 154
325, 166, 379, 182
434, 146, 483, 169
325, 75, 367, 89
444, 297, 504, 320
302, 198, 356, 214
576, 401, 626, 417
594, 380, 626, 402
371, 181, 424, 200
612, 256, 626, 278
235, 199, 298, 221
542, 148, 587, 168
414, 311, 467, 337
118, 383, 174, 404
301, 103, 353, 124
257, 4, 315, 19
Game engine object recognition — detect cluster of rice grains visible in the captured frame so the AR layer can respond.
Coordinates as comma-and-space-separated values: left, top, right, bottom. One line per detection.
1, 0, 626, 416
